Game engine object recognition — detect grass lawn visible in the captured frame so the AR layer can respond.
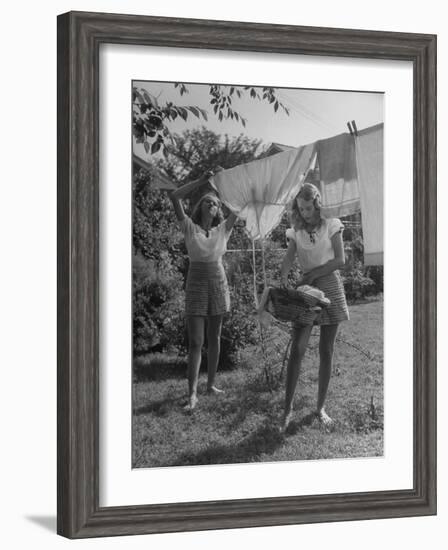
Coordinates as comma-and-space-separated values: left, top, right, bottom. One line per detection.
132, 298, 383, 468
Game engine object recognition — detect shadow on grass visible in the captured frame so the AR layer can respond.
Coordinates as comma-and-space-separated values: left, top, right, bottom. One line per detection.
346, 294, 383, 306
216, 372, 316, 435
133, 361, 187, 382
284, 412, 319, 435
173, 421, 284, 466
133, 395, 184, 417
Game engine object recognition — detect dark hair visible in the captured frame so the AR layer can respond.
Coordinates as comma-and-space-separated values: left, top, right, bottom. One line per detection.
190, 193, 224, 227
289, 183, 323, 230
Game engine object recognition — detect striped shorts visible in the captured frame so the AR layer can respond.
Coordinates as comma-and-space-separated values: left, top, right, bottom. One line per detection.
293, 270, 349, 328
185, 261, 230, 317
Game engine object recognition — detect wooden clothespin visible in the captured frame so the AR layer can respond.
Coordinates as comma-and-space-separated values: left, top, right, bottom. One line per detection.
351, 120, 358, 137
347, 121, 354, 136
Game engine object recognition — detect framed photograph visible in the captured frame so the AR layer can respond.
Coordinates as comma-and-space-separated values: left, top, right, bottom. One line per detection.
57, 11, 436, 538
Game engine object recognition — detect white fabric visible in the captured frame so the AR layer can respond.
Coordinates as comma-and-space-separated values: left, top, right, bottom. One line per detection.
355, 124, 384, 265
317, 133, 360, 218
285, 218, 343, 272
180, 217, 232, 262
210, 144, 315, 240
297, 285, 329, 303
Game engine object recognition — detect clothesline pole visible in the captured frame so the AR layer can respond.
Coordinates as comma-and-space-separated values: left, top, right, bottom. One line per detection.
251, 239, 259, 309
261, 238, 267, 288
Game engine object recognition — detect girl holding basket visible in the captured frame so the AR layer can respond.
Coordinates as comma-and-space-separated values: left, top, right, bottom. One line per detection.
279, 183, 349, 432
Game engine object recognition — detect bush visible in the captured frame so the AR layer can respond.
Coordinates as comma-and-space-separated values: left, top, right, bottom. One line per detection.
133, 253, 186, 355
341, 260, 376, 302
220, 269, 259, 368
365, 265, 383, 294
341, 230, 383, 302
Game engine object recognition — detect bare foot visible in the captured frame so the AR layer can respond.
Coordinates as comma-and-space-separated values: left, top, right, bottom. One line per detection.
207, 386, 224, 395
183, 394, 198, 411
316, 409, 334, 429
281, 410, 294, 434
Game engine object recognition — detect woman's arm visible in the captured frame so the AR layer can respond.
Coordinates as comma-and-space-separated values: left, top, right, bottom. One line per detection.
301, 231, 345, 285
168, 173, 210, 222
225, 211, 238, 232
280, 238, 297, 286
168, 191, 186, 222
171, 173, 210, 200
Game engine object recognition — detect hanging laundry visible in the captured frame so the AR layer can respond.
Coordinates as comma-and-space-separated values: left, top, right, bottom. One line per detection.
209, 144, 315, 240
355, 123, 384, 266
316, 132, 360, 218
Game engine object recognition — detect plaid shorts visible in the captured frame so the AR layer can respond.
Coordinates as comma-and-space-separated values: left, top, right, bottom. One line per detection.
293, 271, 349, 328
185, 261, 230, 317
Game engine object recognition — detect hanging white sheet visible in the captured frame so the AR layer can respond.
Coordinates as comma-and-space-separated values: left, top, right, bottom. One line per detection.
355, 123, 384, 266
210, 144, 315, 240
316, 132, 360, 218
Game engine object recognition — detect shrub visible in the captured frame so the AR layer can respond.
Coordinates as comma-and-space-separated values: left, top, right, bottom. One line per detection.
341, 231, 383, 302
365, 265, 384, 294
341, 260, 376, 302
133, 252, 186, 355
220, 270, 259, 368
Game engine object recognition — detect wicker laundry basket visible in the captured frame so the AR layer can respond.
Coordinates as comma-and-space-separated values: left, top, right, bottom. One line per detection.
267, 287, 330, 325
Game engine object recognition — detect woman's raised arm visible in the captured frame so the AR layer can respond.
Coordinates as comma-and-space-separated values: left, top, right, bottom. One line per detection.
225, 211, 238, 232
169, 173, 211, 222
168, 191, 186, 222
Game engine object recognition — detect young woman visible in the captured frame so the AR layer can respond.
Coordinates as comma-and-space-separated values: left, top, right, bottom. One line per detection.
279, 182, 349, 432
169, 174, 237, 410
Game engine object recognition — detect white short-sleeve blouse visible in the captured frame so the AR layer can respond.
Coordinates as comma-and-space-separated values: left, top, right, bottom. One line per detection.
285, 218, 344, 272
180, 217, 232, 262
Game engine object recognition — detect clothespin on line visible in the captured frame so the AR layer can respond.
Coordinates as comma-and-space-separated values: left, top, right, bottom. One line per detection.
347, 120, 359, 138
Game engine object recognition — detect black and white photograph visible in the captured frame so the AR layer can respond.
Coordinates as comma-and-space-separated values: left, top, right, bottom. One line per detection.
2, 0, 442, 545
132, 80, 384, 468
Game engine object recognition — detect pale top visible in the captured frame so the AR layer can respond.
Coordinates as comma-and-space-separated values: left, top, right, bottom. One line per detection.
285, 218, 344, 272
180, 216, 232, 262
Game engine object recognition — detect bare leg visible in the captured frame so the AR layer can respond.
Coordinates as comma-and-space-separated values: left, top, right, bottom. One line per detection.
282, 324, 313, 431
206, 314, 224, 393
316, 324, 339, 426
185, 316, 205, 410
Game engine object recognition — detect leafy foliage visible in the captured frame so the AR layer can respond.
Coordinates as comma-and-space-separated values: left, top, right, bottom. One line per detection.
133, 83, 289, 158
133, 253, 186, 355
340, 223, 383, 301
220, 269, 259, 368
341, 259, 376, 302
158, 126, 263, 182
133, 168, 186, 268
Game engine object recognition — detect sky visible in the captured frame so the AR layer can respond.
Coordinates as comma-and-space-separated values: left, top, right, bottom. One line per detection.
133, 79, 383, 160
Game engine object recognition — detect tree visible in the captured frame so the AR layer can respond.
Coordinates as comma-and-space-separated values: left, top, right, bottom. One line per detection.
132, 83, 290, 157
157, 126, 262, 180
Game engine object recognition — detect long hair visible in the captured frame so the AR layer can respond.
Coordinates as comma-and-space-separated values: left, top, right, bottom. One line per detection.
289, 183, 323, 230
190, 193, 224, 227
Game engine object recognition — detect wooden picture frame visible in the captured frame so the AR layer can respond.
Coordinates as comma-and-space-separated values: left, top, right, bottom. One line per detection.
57, 10, 437, 538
